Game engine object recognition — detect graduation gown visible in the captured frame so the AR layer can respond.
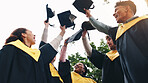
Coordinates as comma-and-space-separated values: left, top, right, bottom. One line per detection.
88, 49, 124, 83
108, 15, 148, 83
58, 60, 96, 83
0, 40, 57, 83
39, 41, 63, 83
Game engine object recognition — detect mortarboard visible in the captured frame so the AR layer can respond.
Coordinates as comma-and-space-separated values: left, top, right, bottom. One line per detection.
81, 21, 96, 40
73, 0, 95, 14
45, 4, 55, 23
66, 29, 83, 43
66, 21, 96, 43
57, 10, 77, 29
81, 21, 95, 30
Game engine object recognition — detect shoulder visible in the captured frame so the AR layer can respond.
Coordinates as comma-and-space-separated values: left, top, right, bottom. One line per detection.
1, 44, 17, 51
0, 45, 18, 57
39, 43, 57, 52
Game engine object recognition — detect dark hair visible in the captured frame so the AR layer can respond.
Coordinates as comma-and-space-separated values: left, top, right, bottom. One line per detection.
5, 28, 27, 44
82, 63, 87, 76
115, 1, 136, 15
105, 35, 111, 40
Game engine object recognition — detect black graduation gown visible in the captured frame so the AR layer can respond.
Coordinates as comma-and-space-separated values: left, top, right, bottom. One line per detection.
58, 60, 72, 83
39, 41, 63, 83
108, 17, 148, 83
58, 60, 96, 83
88, 49, 124, 83
0, 41, 57, 83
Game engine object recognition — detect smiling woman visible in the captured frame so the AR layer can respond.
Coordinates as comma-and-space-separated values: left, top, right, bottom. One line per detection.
5, 28, 36, 47
0, 20, 66, 83
0, 27, 56, 83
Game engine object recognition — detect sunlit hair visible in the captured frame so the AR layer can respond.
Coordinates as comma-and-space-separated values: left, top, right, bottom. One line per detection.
5, 28, 27, 44
115, 1, 136, 15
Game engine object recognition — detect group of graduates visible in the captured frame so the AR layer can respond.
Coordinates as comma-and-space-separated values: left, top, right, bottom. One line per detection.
0, 0, 148, 83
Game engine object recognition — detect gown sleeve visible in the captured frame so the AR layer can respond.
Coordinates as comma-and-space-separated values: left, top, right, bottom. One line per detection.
88, 49, 105, 69
89, 16, 112, 34
58, 60, 72, 83
0, 45, 17, 83
39, 43, 57, 64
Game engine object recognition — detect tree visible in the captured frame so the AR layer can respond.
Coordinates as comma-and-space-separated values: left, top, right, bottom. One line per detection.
68, 39, 110, 83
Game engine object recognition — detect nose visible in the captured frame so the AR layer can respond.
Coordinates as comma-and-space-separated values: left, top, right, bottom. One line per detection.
113, 13, 115, 17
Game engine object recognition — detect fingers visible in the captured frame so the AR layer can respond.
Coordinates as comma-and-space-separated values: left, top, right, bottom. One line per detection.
64, 38, 69, 46
44, 20, 50, 25
44, 20, 50, 28
84, 9, 91, 18
60, 25, 66, 30
59, 25, 66, 37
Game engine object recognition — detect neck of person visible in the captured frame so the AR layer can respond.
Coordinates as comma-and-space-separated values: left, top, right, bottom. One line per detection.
110, 45, 116, 50
74, 70, 83, 76
123, 13, 134, 23
23, 40, 32, 48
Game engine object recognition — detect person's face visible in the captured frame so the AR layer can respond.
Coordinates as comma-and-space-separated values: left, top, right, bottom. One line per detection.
74, 63, 85, 75
25, 30, 36, 45
106, 38, 116, 50
113, 6, 127, 23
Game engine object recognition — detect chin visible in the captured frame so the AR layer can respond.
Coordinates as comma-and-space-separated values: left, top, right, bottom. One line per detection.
32, 41, 36, 45
117, 20, 122, 23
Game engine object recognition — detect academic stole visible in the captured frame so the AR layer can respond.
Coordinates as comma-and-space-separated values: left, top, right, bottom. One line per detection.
7, 40, 40, 62
116, 15, 148, 40
49, 63, 63, 82
71, 72, 96, 83
106, 50, 119, 61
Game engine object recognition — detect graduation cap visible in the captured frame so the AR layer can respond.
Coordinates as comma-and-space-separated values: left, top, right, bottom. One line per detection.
73, 0, 95, 14
66, 29, 83, 43
66, 21, 96, 43
81, 21, 95, 30
57, 10, 77, 29
45, 4, 55, 23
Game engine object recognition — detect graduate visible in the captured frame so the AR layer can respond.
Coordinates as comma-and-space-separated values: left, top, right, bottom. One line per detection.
82, 30, 124, 83
84, 1, 148, 83
39, 20, 64, 83
0, 20, 66, 83
58, 38, 96, 83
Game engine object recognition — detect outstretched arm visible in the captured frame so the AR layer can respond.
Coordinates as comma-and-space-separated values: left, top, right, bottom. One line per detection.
50, 26, 66, 51
84, 9, 112, 34
39, 20, 50, 48
82, 30, 92, 57
59, 38, 68, 62
41, 21, 49, 43
58, 39, 72, 83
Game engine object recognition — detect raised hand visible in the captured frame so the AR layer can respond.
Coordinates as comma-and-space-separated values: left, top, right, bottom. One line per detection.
84, 8, 92, 18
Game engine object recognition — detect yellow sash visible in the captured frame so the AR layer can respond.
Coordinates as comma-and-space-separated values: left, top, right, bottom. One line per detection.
7, 40, 40, 62
49, 63, 63, 82
106, 50, 119, 61
71, 72, 96, 83
116, 15, 148, 40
